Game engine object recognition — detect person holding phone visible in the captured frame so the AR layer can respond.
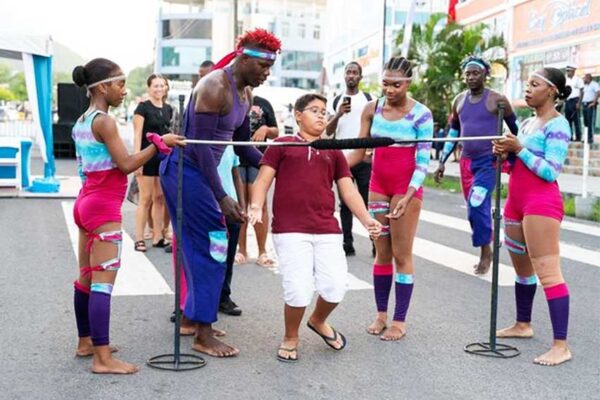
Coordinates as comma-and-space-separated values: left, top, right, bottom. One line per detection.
326, 61, 373, 256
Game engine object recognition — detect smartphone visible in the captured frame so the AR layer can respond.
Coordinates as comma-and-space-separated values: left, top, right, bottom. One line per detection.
343, 96, 351, 106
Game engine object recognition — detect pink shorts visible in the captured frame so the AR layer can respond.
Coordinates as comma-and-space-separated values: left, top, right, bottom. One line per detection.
369, 146, 423, 200
504, 159, 563, 223
73, 168, 128, 233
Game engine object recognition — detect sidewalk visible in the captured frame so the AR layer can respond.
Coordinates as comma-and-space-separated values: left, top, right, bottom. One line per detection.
428, 159, 600, 198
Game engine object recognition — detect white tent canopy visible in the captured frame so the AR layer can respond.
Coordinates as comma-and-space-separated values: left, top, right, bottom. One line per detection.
0, 32, 53, 58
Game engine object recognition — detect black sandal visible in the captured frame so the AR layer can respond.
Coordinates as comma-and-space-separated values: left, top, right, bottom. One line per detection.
307, 321, 347, 351
153, 238, 167, 248
134, 240, 147, 252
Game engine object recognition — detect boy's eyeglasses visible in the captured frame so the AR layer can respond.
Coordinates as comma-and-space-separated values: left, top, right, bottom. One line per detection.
302, 107, 327, 117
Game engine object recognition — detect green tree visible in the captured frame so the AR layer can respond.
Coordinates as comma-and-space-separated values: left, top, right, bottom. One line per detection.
127, 64, 154, 98
8, 72, 27, 101
0, 63, 12, 84
394, 13, 507, 127
0, 87, 15, 101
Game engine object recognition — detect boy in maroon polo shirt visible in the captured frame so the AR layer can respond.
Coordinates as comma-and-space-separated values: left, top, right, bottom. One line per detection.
248, 94, 381, 363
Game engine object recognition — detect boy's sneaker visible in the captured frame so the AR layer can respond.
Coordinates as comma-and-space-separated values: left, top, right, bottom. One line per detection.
343, 243, 356, 256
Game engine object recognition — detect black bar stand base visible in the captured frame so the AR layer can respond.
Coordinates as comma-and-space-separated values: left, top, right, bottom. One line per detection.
464, 104, 520, 360
464, 342, 520, 358
147, 353, 207, 371
147, 95, 206, 372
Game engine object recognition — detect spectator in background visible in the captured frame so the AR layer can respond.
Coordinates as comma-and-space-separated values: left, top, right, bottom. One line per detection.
582, 73, 599, 144
432, 122, 445, 160
192, 60, 215, 87
564, 65, 584, 141
133, 74, 174, 252
326, 61, 373, 257
236, 95, 279, 268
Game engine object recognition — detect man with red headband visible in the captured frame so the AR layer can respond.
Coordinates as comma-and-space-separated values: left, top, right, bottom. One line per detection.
160, 28, 282, 358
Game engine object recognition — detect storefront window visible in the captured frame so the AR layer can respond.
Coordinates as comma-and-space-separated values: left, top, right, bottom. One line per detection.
162, 19, 212, 40
282, 51, 323, 71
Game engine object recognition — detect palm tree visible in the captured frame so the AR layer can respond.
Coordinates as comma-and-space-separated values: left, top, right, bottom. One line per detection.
394, 13, 507, 127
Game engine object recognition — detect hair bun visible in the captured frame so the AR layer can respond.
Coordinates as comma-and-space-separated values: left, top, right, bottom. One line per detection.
559, 85, 572, 101
72, 65, 87, 87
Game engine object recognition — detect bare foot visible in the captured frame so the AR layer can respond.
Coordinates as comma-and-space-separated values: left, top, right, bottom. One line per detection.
212, 327, 226, 337
179, 325, 195, 336
192, 328, 240, 357
473, 257, 492, 275
91, 346, 139, 374
75, 338, 118, 357
366, 318, 387, 335
277, 337, 299, 362
534, 345, 572, 366
92, 357, 140, 374
474, 246, 492, 275
180, 326, 226, 336
380, 321, 406, 341
496, 323, 534, 338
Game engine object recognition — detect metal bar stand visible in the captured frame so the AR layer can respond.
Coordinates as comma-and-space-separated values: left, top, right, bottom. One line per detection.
464, 104, 519, 359
147, 95, 206, 371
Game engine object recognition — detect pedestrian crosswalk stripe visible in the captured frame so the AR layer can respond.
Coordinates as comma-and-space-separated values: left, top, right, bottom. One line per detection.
419, 209, 600, 268
61, 202, 173, 296
349, 218, 517, 286
561, 219, 600, 237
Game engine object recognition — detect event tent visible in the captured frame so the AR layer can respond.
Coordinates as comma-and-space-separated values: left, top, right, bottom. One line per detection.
0, 32, 59, 192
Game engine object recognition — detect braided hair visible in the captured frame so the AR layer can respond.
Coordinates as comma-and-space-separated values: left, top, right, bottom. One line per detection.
383, 56, 413, 77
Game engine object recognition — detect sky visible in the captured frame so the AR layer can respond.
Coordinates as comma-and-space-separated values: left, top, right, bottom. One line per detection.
0, 0, 158, 73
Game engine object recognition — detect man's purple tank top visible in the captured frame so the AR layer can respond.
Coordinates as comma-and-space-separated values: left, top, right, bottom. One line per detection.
184, 66, 249, 165
458, 89, 498, 159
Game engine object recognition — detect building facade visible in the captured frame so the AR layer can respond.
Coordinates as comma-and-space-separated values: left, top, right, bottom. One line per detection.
155, 0, 326, 90
456, 0, 600, 101
324, 0, 448, 93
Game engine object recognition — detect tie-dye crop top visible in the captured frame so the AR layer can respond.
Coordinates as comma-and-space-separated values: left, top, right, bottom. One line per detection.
72, 109, 116, 182
517, 115, 570, 182
370, 98, 434, 190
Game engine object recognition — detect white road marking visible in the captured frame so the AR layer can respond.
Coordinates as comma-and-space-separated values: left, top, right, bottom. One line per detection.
419, 209, 600, 268
349, 219, 517, 286
61, 201, 173, 296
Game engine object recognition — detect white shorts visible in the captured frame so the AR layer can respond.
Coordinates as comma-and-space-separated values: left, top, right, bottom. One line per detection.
273, 233, 348, 307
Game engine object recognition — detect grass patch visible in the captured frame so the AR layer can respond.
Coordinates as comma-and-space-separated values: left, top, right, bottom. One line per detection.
423, 175, 462, 193
423, 175, 508, 199
563, 196, 575, 218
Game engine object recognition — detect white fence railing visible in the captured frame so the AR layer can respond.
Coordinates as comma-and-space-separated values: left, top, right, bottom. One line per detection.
0, 120, 38, 139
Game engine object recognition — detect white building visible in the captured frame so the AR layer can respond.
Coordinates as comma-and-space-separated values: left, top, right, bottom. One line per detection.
324, 0, 448, 93
155, 0, 326, 90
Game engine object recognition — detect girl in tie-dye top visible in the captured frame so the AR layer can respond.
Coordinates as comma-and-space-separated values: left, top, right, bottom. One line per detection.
347, 56, 433, 342
70, 57, 184, 375
494, 67, 572, 367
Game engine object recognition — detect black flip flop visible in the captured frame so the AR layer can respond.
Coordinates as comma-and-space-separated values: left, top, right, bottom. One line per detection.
276, 347, 299, 363
306, 322, 347, 351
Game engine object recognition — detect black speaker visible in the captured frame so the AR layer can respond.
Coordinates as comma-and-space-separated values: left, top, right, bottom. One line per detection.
57, 83, 89, 123
53, 121, 76, 158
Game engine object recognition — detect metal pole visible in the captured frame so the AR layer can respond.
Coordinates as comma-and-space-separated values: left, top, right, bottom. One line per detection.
582, 118, 589, 199
233, 0, 239, 46
401, 0, 418, 58
488, 104, 505, 351
382, 0, 387, 68
173, 94, 186, 366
